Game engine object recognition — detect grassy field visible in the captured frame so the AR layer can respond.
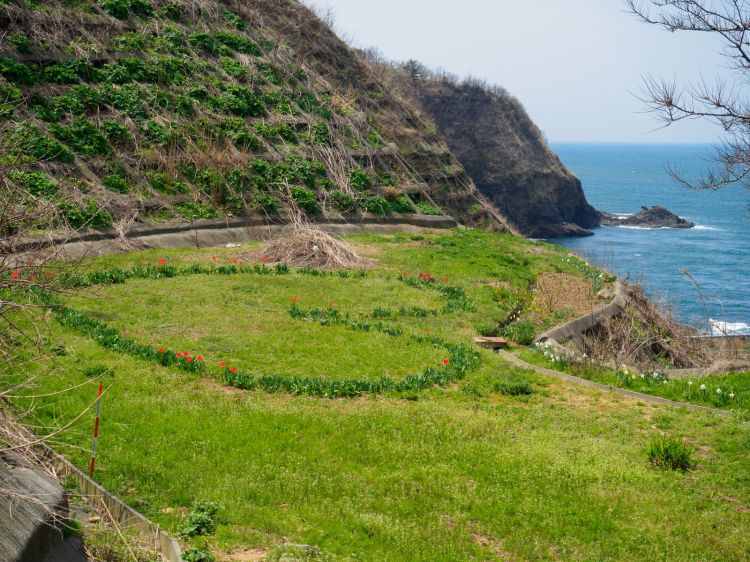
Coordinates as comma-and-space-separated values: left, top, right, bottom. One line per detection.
9, 230, 750, 561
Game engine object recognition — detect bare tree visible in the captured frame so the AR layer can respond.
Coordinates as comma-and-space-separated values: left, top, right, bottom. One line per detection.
627, 0, 750, 189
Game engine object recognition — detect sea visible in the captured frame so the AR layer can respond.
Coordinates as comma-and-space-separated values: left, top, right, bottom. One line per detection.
550, 142, 750, 336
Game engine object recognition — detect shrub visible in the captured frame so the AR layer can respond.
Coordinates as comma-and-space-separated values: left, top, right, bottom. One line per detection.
502, 320, 535, 346
102, 174, 130, 193
0, 85, 22, 119
254, 192, 280, 214
174, 95, 195, 117
219, 86, 265, 116
290, 187, 318, 214
9, 123, 74, 163
367, 130, 384, 148
180, 500, 218, 537
43, 59, 91, 83
83, 364, 111, 378
263, 92, 295, 115
417, 201, 443, 215
0, 57, 38, 85
254, 122, 296, 143
59, 199, 113, 229
55, 85, 103, 115
51, 119, 111, 157
223, 10, 247, 29
175, 201, 217, 220
495, 380, 535, 396
99, 83, 146, 118
361, 195, 389, 216
141, 119, 173, 147
100, 120, 132, 145
9, 171, 58, 198
310, 122, 331, 145
99, 0, 152, 19
257, 62, 282, 85
8, 32, 31, 54
146, 172, 188, 195
215, 32, 261, 56
389, 195, 414, 213
330, 190, 356, 213
349, 167, 372, 191
219, 56, 246, 79
647, 436, 696, 471
183, 548, 214, 562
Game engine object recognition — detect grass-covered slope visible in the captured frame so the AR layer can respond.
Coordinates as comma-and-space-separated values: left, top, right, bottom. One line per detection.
0, 0, 501, 231
9, 230, 750, 561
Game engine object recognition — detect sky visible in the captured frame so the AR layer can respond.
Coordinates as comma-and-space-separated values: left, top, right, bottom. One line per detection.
306, 0, 737, 143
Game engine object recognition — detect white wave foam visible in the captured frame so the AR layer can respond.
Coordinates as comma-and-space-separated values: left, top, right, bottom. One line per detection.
692, 225, 722, 231
617, 225, 672, 230
709, 319, 750, 336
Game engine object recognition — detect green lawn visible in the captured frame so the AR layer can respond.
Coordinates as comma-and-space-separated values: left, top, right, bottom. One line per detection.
9, 230, 750, 561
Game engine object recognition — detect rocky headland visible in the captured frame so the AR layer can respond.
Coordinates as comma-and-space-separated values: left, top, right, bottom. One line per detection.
599, 206, 695, 229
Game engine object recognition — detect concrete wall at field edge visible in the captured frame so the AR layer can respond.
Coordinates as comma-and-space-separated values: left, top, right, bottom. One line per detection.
14, 215, 459, 261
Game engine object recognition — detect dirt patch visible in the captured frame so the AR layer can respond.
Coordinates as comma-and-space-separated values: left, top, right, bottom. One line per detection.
472, 533, 517, 560
222, 548, 269, 561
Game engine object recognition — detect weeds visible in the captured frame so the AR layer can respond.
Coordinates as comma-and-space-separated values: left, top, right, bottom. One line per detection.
647, 436, 695, 471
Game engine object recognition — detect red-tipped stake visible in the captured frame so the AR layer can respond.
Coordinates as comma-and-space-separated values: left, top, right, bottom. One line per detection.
89, 382, 103, 477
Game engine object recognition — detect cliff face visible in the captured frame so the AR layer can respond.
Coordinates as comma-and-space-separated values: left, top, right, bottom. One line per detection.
0, 0, 505, 231
387, 76, 601, 237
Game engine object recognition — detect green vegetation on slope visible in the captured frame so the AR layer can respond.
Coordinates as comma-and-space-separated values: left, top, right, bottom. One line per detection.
0, 0, 498, 230
5, 230, 750, 561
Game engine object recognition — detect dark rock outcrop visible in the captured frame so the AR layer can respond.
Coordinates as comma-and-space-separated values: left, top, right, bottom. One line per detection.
392, 80, 601, 237
599, 206, 694, 229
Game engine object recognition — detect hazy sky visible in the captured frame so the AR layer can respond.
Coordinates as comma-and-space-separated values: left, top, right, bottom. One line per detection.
309, 0, 736, 143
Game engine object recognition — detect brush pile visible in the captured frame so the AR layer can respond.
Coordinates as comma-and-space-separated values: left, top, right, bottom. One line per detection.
261, 223, 368, 270
584, 283, 708, 369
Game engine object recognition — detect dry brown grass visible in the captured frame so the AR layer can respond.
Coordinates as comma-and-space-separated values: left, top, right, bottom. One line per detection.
260, 214, 368, 269
584, 283, 708, 369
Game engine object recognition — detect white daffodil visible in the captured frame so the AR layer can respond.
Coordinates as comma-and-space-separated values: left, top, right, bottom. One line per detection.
700, 384, 706, 390
729, 392, 735, 399
717, 388, 722, 394
688, 380, 693, 386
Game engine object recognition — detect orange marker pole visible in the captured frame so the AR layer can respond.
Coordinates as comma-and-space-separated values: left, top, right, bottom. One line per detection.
88, 382, 103, 477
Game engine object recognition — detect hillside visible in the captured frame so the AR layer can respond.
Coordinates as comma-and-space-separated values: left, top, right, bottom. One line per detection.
7, 229, 749, 561
0, 0, 505, 235
361, 56, 601, 237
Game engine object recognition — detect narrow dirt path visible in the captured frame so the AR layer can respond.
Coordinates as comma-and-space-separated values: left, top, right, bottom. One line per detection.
496, 350, 729, 416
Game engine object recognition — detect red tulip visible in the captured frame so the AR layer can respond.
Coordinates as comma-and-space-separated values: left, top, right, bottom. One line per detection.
425, 328, 430, 334
159, 348, 165, 353
443, 277, 449, 282
196, 355, 203, 361
186, 356, 193, 362
219, 361, 226, 367
291, 296, 298, 303
158, 258, 166, 265
229, 367, 238, 373
211, 256, 217, 261
232, 258, 238, 264
443, 359, 449, 365
11, 271, 19, 280
176, 352, 182, 358
261, 255, 267, 262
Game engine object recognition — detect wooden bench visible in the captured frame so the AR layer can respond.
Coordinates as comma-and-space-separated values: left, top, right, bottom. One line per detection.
473, 336, 509, 350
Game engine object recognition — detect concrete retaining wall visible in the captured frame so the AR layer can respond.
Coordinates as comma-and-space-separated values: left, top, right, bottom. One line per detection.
534, 280, 629, 353
12, 214, 458, 262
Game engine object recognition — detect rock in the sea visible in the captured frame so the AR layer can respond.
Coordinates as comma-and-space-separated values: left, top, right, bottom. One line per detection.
599, 206, 694, 229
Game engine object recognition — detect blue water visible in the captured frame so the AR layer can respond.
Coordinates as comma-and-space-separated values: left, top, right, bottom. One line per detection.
550, 143, 750, 335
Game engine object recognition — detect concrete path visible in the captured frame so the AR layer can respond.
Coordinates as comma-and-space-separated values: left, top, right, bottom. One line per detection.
496, 350, 729, 416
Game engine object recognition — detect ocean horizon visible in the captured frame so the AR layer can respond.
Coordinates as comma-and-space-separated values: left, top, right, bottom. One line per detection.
550, 142, 750, 335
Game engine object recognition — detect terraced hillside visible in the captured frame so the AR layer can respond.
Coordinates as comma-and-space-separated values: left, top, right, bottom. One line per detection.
0, 0, 504, 234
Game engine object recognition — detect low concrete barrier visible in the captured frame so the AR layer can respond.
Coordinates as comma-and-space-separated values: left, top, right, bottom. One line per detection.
11, 214, 458, 262
534, 280, 629, 353
44, 448, 182, 562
